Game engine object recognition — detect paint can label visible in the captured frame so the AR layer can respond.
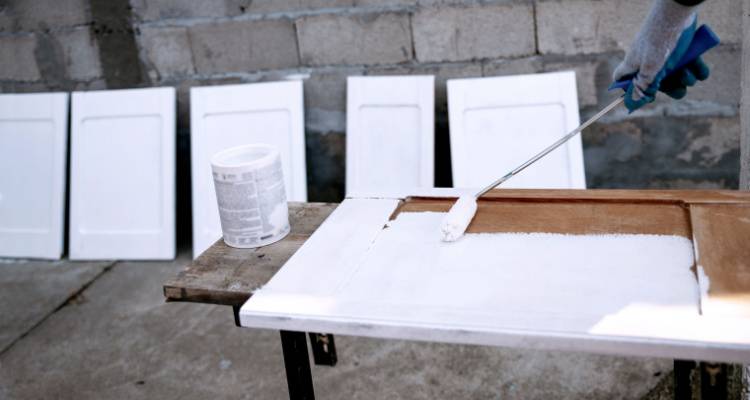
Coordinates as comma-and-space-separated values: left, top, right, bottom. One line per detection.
211, 145, 290, 249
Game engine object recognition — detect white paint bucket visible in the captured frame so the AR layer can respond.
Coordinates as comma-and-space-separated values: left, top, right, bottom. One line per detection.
210, 144, 290, 248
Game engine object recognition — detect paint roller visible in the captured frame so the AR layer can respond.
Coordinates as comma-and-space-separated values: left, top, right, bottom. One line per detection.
440, 25, 721, 242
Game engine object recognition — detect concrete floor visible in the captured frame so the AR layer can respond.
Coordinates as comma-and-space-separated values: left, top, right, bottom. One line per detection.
0, 250, 744, 399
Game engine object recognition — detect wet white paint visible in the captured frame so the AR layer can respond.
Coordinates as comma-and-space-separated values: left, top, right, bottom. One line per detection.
369, 212, 700, 317
241, 199, 750, 363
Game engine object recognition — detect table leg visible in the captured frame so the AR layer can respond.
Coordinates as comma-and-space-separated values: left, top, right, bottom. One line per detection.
280, 330, 315, 400
232, 305, 241, 327
700, 362, 728, 400
674, 360, 695, 400
308, 333, 337, 366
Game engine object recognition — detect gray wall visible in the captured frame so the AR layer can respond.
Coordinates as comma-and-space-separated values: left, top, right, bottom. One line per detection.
0, 0, 743, 239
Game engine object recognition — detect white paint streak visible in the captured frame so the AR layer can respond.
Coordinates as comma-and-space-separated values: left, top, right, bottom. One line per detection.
697, 265, 711, 301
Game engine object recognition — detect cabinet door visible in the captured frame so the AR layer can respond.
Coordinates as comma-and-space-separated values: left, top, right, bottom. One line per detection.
190, 81, 306, 258
70, 87, 175, 260
0, 93, 68, 259
448, 71, 585, 189
346, 76, 434, 197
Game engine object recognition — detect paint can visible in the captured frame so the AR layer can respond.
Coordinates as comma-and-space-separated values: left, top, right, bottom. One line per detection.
210, 144, 290, 248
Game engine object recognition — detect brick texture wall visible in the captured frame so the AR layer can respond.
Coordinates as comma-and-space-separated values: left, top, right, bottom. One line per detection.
0, 0, 743, 231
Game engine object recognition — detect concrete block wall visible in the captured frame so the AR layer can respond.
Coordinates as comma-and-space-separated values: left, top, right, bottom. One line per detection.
0, 0, 743, 214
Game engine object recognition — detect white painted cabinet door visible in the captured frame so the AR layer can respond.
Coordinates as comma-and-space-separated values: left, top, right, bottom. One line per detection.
70, 87, 175, 260
448, 71, 585, 189
0, 93, 68, 259
346, 76, 434, 196
190, 81, 306, 258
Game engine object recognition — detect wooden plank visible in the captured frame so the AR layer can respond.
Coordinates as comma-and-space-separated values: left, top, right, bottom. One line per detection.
164, 202, 336, 306
399, 198, 692, 237
690, 204, 750, 317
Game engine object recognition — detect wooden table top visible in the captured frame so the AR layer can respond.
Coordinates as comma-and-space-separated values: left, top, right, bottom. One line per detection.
163, 202, 337, 307
164, 188, 750, 313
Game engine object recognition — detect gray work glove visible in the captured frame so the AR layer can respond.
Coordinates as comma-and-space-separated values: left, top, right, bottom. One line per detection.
613, 0, 710, 112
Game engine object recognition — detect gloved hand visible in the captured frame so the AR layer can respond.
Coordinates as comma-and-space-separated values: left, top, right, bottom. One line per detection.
613, 0, 710, 112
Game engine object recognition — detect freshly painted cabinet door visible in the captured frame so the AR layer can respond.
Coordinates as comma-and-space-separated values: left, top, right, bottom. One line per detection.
70, 87, 175, 260
0, 93, 68, 259
346, 76, 435, 196
448, 71, 585, 190
190, 81, 306, 258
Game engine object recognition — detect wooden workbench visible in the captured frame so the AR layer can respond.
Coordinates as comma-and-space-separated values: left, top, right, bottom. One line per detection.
164, 203, 337, 308
163, 199, 738, 400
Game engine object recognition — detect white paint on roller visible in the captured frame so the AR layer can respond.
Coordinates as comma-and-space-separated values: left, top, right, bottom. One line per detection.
440, 195, 478, 242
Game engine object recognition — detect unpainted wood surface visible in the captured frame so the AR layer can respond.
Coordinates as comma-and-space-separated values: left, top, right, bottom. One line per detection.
691, 204, 750, 317
164, 202, 336, 306
400, 189, 750, 237
400, 199, 692, 237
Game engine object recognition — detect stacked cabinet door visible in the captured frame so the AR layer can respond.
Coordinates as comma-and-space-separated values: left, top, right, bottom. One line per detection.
190, 81, 306, 258
69, 87, 175, 260
448, 71, 585, 189
0, 93, 68, 259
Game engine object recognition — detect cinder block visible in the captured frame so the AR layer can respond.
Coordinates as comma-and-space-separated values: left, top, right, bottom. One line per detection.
58, 27, 102, 81
0, 34, 41, 81
537, 0, 741, 55
482, 57, 543, 78
188, 19, 299, 74
241, 0, 353, 14
355, 0, 417, 6
598, 44, 740, 110
700, 0, 742, 45
2, 0, 90, 31
296, 12, 412, 66
302, 67, 363, 136
545, 61, 600, 107
130, 0, 237, 21
687, 45, 741, 108
412, 3, 535, 62
584, 116, 739, 189
305, 67, 364, 113
138, 26, 194, 79
537, 0, 648, 55
0, 81, 49, 93
0, 7, 13, 32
